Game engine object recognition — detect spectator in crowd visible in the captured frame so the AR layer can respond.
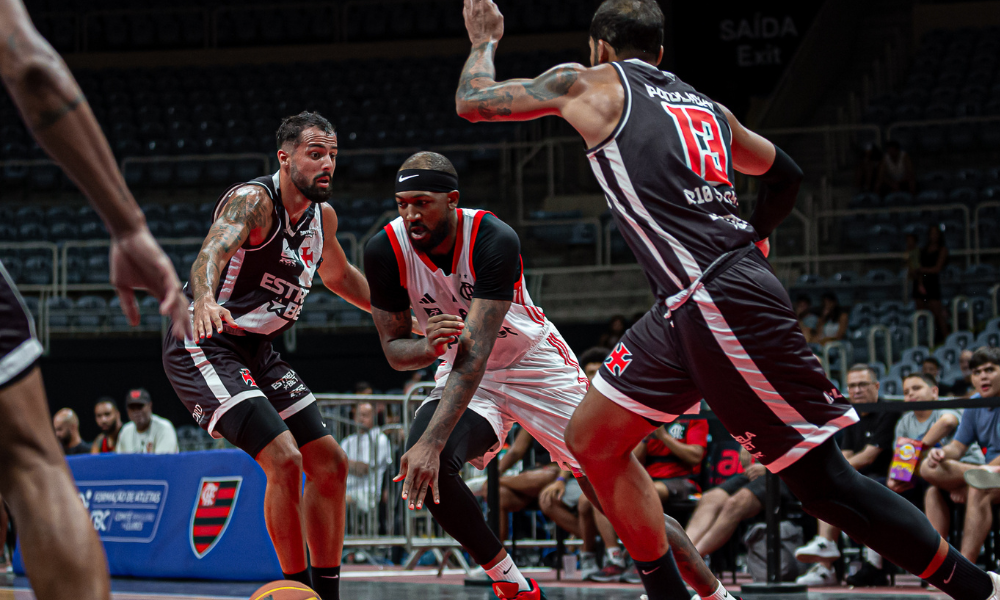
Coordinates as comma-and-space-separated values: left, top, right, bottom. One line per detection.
855, 142, 882, 193
598, 315, 627, 349
53, 408, 90, 455
922, 357, 942, 382
341, 402, 393, 515
810, 292, 848, 346
636, 420, 708, 506
921, 347, 1000, 562
494, 427, 559, 543
875, 140, 915, 195
684, 448, 794, 558
794, 364, 898, 586
913, 224, 950, 340
947, 349, 976, 398
794, 295, 818, 339
116, 388, 178, 455
354, 381, 374, 395
90, 396, 122, 454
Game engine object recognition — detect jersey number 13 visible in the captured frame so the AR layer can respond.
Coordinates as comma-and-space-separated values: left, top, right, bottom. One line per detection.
661, 102, 733, 187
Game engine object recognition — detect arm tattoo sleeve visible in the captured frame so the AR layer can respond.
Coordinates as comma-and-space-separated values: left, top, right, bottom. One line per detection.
190, 186, 270, 301
372, 307, 436, 371
456, 41, 580, 121
418, 299, 510, 448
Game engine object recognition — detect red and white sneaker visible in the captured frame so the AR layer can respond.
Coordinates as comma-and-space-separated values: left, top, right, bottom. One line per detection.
492, 578, 546, 599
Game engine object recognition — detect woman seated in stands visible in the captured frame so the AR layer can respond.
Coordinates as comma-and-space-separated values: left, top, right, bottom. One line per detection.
811, 292, 849, 346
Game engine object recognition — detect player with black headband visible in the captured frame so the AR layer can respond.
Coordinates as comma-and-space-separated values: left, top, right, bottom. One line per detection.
365, 151, 735, 600
454, 1, 1000, 599
162, 111, 370, 600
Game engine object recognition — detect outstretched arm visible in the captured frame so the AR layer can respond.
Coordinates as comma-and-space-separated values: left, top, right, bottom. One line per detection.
317, 204, 370, 312
0, 0, 189, 337
395, 297, 510, 509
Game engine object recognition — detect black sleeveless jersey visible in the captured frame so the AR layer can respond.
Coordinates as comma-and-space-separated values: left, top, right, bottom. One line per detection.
184, 172, 325, 340
586, 59, 757, 302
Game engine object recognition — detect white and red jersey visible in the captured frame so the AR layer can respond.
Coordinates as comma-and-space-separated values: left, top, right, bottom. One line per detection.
383, 208, 550, 370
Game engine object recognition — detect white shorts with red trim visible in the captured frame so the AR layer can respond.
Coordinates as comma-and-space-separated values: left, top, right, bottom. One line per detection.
425, 327, 588, 474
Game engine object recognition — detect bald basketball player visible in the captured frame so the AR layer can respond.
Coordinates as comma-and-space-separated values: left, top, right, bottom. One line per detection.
455, 1, 1000, 599
0, 2, 189, 599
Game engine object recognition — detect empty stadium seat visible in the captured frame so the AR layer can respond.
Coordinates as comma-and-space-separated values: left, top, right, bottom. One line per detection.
945, 331, 976, 349
889, 362, 918, 381
901, 346, 931, 366
879, 376, 904, 396
974, 330, 1000, 348
934, 344, 963, 367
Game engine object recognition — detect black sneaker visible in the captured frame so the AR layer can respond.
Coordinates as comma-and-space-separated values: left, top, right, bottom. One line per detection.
846, 561, 888, 587
588, 562, 626, 582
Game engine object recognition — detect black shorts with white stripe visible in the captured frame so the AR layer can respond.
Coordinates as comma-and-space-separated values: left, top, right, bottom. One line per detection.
162, 322, 325, 451
593, 251, 859, 473
0, 260, 43, 390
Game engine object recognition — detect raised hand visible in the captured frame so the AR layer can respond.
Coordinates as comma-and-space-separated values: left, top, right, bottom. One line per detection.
463, 0, 504, 46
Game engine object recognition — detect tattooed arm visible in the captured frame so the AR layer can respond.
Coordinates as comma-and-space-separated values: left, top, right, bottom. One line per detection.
317, 204, 371, 312
0, 0, 190, 337
189, 185, 273, 341
395, 298, 510, 509
372, 309, 464, 372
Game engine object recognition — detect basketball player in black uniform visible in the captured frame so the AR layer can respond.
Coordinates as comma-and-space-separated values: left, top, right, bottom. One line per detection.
456, 1, 1000, 599
162, 112, 368, 600
0, 2, 189, 599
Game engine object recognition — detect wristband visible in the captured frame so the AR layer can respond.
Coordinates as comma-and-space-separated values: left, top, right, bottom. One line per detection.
556, 476, 567, 483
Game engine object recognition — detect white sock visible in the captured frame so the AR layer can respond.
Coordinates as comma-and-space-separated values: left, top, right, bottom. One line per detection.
701, 582, 731, 600
605, 546, 624, 566
485, 554, 529, 592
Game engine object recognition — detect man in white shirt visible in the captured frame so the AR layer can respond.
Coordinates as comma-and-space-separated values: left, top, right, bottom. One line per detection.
341, 402, 392, 512
116, 389, 178, 455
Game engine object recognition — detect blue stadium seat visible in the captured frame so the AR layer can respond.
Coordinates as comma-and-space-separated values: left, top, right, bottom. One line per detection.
75, 295, 108, 327
46, 296, 71, 327
934, 344, 963, 367
985, 318, 1000, 334
946, 330, 976, 349
901, 346, 931, 366
974, 331, 1000, 349
84, 255, 109, 284
879, 376, 904, 396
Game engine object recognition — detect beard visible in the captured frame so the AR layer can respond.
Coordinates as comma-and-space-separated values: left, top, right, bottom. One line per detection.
408, 219, 451, 252
290, 164, 334, 203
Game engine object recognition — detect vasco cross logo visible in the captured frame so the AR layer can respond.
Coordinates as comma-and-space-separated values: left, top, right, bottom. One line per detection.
605, 342, 633, 376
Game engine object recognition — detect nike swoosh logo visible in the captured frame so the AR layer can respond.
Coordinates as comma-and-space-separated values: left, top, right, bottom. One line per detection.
943, 563, 956, 584
641, 566, 660, 575
321, 575, 340, 579
502, 566, 512, 574
398, 174, 419, 182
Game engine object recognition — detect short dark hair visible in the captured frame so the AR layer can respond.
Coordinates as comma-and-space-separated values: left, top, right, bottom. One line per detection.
794, 294, 811, 304
922, 357, 941, 369
848, 363, 878, 381
590, 0, 664, 61
400, 151, 458, 176
903, 373, 938, 389
578, 346, 611, 367
276, 111, 335, 150
354, 381, 373, 393
970, 347, 1000, 371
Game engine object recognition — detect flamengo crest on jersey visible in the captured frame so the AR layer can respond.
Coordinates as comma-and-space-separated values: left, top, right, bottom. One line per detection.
586, 59, 758, 302
185, 171, 324, 339
385, 209, 549, 371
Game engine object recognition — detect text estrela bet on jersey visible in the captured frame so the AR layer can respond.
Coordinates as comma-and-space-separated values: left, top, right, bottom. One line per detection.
384, 208, 549, 370
587, 59, 758, 301
185, 172, 323, 338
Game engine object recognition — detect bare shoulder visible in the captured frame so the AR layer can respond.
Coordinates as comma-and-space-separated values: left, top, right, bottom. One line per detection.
217, 184, 272, 222
564, 63, 626, 147
320, 202, 340, 232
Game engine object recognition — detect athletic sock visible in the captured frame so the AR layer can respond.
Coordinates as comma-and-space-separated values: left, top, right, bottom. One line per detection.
923, 545, 992, 600
606, 546, 625, 567
283, 568, 312, 588
311, 565, 341, 600
485, 554, 530, 592
634, 549, 689, 600
700, 581, 732, 600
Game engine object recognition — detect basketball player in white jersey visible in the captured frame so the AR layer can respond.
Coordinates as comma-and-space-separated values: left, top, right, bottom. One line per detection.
0, 2, 189, 599
365, 151, 730, 600
455, 1, 1000, 599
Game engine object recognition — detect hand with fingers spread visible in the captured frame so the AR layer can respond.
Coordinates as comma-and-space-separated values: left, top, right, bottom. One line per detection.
110, 227, 192, 341
394, 440, 441, 510
192, 294, 238, 343
463, 0, 504, 46
423, 313, 464, 356
539, 478, 566, 506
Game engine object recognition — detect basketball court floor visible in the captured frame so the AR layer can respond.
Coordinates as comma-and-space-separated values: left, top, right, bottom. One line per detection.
0, 570, 952, 600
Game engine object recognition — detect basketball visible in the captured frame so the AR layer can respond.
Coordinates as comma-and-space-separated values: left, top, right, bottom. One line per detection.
249, 580, 319, 600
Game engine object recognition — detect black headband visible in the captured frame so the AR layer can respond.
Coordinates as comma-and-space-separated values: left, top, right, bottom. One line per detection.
395, 169, 459, 194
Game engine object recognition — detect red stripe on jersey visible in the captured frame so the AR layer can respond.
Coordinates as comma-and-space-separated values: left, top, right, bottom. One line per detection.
216, 486, 236, 500
195, 507, 231, 518
467, 210, 493, 280
383, 224, 408, 288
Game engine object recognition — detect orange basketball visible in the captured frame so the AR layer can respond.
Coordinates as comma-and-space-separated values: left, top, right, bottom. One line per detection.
249, 580, 319, 600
